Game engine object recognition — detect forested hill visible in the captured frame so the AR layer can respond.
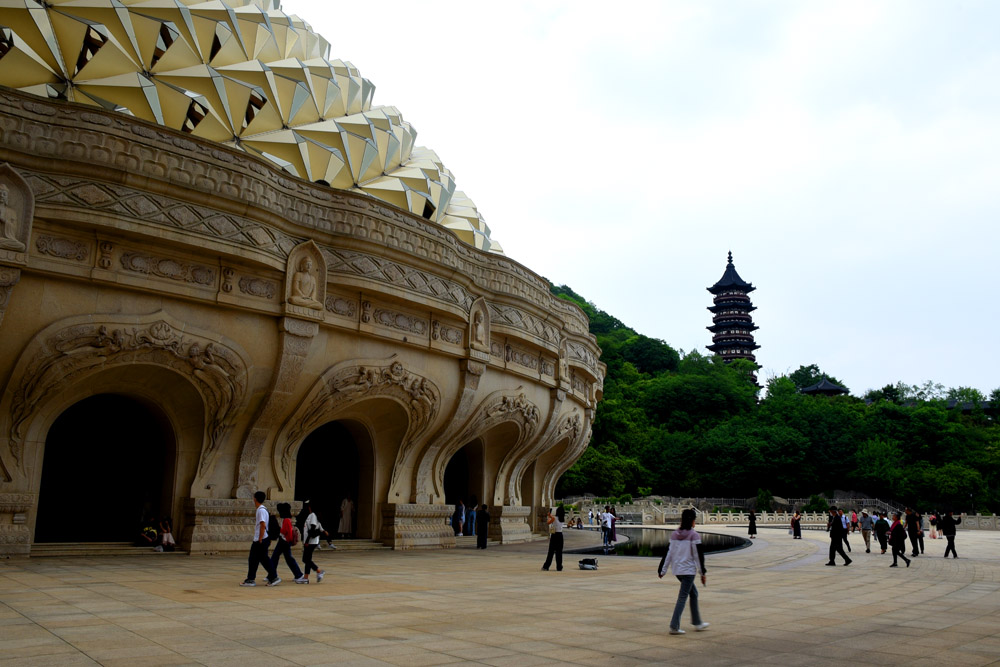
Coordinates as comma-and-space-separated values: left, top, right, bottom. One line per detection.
550, 284, 1000, 513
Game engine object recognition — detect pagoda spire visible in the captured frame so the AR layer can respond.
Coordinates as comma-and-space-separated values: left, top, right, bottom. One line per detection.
706, 252, 760, 364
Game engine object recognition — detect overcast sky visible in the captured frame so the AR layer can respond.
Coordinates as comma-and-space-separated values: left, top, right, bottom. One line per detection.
283, 0, 1000, 397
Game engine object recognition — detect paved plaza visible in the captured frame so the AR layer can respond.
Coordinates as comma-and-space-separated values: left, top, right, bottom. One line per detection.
2, 526, 1000, 666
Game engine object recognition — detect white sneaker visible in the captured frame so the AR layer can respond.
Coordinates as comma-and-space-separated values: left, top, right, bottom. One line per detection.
694, 623, 710, 632
266, 577, 281, 587
294, 576, 309, 584
317, 571, 324, 583
240, 580, 256, 587
669, 628, 686, 635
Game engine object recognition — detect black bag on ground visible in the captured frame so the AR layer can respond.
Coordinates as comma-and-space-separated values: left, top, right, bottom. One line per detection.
579, 558, 598, 570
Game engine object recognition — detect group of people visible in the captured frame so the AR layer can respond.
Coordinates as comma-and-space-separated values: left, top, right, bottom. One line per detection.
137, 516, 176, 552
593, 506, 619, 547
450, 500, 491, 548
241, 492, 334, 587
823, 506, 963, 567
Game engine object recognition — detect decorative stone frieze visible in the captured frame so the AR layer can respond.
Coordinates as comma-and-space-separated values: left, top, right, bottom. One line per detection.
373, 308, 428, 336
380, 503, 456, 550
120, 251, 216, 286
238, 276, 277, 300
325, 295, 358, 318
35, 235, 89, 262
491, 504, 533, 543
0, 163, 32, 265
0, 266, 20, 331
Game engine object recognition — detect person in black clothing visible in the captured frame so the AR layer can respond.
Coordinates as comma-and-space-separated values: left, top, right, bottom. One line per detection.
889, 512, 911, 567
541, 506, 565, 571
874, 512, 890, 554
825, 507, 852, 566
476, 504, 490, 549
904, 508, 922, 557
937, 510, 962, 558
914, 511, 925, 554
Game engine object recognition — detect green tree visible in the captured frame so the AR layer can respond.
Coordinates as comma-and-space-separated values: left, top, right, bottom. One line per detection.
789, 364, 848, 393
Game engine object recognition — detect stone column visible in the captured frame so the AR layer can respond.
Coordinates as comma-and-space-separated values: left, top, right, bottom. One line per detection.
491, 504, 532, 543
0, 493, 33, 556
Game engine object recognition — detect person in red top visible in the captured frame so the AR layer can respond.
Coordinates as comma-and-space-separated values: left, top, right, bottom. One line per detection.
269, 502, 308, 583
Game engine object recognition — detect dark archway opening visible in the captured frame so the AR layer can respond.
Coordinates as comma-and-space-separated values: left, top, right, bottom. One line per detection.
36, 394, 175, 543
444, 446, 470, 508
295, 421, 360, 538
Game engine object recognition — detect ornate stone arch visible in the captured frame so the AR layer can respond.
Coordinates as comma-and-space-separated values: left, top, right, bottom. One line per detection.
504, 407, 583, 505
271, 357, 441, 493
540, 409, 594, 505
0, 311, 249, 482
415, 390, 541, 504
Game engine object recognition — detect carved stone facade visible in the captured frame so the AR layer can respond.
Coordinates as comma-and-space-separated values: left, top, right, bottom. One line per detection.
0, 89, 605, 555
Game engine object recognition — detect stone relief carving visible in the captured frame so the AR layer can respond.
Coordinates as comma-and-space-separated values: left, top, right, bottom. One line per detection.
325, 295, 357, 318
432, 321, 463, 345
374, 308, 427, 336
487, 302, 559, 343
0, 163, 32, 256
35, 235, 88, 261
238, 276, 277, 300
280, 360, 440, 490
284, 241, 325, 319
567, 341, 599, 369
540, 358, 555, 377
221, 267, 235, 293
322, 246, 476, 312
98, 241, 113, 269
469, 297, 490, 353
5, 315, 248, 478
120, 251, 216, 286
0, 266, 20, 330
361, 300, 372, 323
490, 340, 504, 360
505, 345, 539, 371
24, 171, 302, 261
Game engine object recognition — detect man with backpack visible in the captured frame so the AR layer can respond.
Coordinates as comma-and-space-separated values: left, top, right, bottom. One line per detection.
241, 491, 280, 587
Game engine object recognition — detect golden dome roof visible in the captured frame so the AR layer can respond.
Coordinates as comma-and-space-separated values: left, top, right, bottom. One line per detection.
0, 0, 498, 251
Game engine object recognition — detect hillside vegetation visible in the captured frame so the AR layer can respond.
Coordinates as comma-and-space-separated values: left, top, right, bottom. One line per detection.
552, 284, 1000, 513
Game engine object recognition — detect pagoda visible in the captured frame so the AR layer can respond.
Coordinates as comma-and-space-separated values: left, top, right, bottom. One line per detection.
706, 252, 760, 363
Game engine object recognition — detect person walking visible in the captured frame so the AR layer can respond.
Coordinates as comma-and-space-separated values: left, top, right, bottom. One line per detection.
601, 506, 613, 546
269, 502, 308, 584
476, 504, 490, 549
241, 491, 280, 587
748, 510, 757, 538
301, 500, 326, 583
914, 510, 925, 554
889, 512, 911, 567
904, 508, 921, 557
859, 511, 873, 553
838, 509, 852, 553
937, 510, 961, 558
825, 507, 852, 566
658, 508, 709, 635
589, 509, 594, 526
790, 511, 802, 539
929, 512, 939, 540
874, 512, 890, 554
541, 506, 565, 571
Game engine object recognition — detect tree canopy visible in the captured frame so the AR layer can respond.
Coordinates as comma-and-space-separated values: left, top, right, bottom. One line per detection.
552, 283, 1000, 513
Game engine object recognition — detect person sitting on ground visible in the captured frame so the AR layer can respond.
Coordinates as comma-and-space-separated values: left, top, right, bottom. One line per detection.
139, 519, 158, 548
159, 516, 176, 552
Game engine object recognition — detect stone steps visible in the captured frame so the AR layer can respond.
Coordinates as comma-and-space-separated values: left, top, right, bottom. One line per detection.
317, 540, 392, 552
454, 535, 501, 548
31, 542, 187, 557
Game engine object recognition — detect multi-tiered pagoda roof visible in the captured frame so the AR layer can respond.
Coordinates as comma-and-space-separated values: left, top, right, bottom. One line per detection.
706, 252, 760, 362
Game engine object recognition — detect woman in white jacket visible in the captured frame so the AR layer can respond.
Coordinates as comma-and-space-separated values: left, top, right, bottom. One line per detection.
658, 509, 709, 635
301, 501, 327, 583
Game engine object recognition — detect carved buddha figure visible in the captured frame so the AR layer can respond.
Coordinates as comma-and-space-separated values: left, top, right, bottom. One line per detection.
473, 310, 485, 344
0, 185, 25, 251
288, 256, 321, 309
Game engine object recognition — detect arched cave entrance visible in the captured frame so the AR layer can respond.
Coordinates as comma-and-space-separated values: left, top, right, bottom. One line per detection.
36, 394, 175, 543
295, 421, 373, 539
444, 440, 484, 530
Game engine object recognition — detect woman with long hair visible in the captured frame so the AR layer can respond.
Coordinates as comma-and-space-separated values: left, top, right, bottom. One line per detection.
658, 509, 709, 635
541, 505, 565, 571
748, 510, 757, 538
791, 511, 802, 539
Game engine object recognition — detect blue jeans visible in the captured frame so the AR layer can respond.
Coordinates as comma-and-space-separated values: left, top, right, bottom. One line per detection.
670, 575, 702, 630
269, 538, 303, 579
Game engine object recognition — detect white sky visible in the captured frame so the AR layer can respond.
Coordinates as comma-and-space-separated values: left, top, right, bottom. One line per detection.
282, 0, 1000, 397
